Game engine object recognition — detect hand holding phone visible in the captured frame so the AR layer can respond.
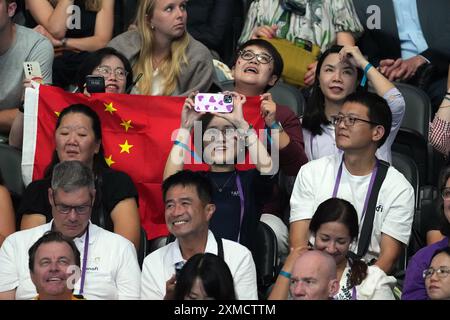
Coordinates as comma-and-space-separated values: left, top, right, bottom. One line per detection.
85, 75, 105, 93
194, 93, 234, 113
23, 62, 43, 83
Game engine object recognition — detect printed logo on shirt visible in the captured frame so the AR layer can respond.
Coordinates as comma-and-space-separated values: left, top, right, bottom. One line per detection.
231, 190, 240, 197
376, 204, 384, 213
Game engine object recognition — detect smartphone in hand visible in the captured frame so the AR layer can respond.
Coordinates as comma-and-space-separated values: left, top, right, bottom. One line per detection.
23, 61, 43, 83
85, 75, 105, 93
194, 93, 233, 113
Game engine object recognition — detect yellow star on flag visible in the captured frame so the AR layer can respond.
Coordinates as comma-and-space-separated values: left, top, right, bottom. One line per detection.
119, 140, 133, 154
104, 102, 117, 114
105, 155, 115, 167
120, 120, 133, 132
55, 111, 60, 117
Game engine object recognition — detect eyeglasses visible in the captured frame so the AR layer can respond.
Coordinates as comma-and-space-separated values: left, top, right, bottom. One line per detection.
238, 50, 273, 64
331, 114, 380, 127
441, 187, 450, 201
94, 65, 128, 80
52, 193, 93, 215
422, 267, 450, 279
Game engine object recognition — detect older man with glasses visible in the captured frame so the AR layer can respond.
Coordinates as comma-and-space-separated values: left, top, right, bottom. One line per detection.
290, 91, 415, 275
0, 161, 140, 300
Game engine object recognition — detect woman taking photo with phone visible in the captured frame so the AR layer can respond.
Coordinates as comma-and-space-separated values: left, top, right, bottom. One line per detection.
108, 0, 214, 96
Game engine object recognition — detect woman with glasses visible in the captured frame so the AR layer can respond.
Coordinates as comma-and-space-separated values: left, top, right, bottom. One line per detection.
403, 165, 450, 300
269, 198, 396, 300
424, 247, 450, 300
108, 0, 214, 96
302, 45, 405, 164
76, 47, 134, 94
17, 104, 141, 250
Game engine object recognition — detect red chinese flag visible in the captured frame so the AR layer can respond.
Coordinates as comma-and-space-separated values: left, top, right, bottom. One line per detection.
23, 85, 265, 240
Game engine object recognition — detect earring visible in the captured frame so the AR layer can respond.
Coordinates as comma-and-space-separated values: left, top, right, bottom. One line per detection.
151, 25, 155, 30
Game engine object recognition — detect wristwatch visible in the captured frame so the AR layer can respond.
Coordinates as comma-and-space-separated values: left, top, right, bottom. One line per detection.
270, 121, 284, 132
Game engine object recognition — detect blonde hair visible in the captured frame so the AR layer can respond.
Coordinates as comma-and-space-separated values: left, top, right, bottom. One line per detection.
48, 0, 102, 12
134, 0, 189, 96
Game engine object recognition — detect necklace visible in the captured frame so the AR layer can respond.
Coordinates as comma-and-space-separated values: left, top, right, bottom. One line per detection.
211, 172, 236, 192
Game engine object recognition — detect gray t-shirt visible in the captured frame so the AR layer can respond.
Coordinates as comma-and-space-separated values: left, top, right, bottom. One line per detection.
0, 24, 53, 110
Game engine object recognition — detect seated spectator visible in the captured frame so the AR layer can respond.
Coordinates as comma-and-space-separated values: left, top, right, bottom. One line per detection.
403, 165, 450, 300
0, 0, 53, 136
353, 0, 450, 111
24, 0, 115, 88
18, 104, 141, 250
270, 198, 396, 300
0, 170, 15, 248
141, 170, 258, 300
108, 0, 214, 96
9, 47, 134, 149
429, 66, 450, 156
276, 249, 339, 300
0, 161, 140, 300
173, 252, 236, 300
238, 0, 363, 86
424, 247, 450, 300
29, 231, 83, 300
302, 45, 405, 164
186, 0, 233, 61
163, 91, 275, 252
290, 91, 415, 274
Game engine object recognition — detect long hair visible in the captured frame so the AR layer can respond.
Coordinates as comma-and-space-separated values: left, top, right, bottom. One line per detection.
48, 0, 102, 11
44, 104, 109, 178
173, 253, 236, 300
134, 0, 189, 95
310, 198, 368, 288
302, 45, 366, 136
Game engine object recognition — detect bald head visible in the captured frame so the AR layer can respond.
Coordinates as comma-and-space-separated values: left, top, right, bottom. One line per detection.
290, 250, 339, 300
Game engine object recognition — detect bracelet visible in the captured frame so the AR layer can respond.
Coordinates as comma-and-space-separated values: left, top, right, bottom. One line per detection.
360, 63, 373, 87
174, 140, 201, 162
279, 270, 291, 279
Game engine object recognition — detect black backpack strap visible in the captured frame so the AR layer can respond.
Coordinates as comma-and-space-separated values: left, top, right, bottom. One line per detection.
356, 160, 390, 259
213, 232, 224, 259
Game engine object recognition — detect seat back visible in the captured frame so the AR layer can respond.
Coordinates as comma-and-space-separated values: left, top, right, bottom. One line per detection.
391, 151, 420, 208
252, 221, 278, 299
137, 227, 149, 269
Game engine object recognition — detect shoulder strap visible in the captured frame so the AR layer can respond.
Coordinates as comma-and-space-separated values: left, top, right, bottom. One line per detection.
356, 160, 390, 259
213, 232, 224, 259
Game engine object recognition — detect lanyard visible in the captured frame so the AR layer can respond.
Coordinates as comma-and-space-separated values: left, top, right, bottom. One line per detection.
332, 158, 379, 223
79, 225, 90, 296
235, 174, 244, 243
352, 286, 357, 300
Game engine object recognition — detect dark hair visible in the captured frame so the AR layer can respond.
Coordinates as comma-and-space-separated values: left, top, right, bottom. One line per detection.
431, 246, 450, 260
44, 104, 108, 178
309, 198, 368, 287
162, 170, 213, 205
343, 91, 392, 147
76, 47, 133, 92
234, 39, 284, 91
173, 253, 236, 300
437, 165, 450, 237
302, 45, 366, 136
28, 231, 81, 273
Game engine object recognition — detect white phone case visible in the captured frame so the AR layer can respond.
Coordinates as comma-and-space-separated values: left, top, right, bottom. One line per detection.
194, 93, 234, 113
23, 61, 43, 81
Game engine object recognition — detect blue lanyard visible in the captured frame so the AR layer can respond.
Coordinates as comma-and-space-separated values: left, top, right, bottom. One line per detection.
235, 174, 244, 243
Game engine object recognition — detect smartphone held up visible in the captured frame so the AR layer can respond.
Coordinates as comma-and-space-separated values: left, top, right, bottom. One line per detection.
85, 75, 105, 93
194, 93, 233, 113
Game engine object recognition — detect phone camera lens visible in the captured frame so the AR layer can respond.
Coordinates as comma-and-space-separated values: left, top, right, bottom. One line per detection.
224, 95, 232, 103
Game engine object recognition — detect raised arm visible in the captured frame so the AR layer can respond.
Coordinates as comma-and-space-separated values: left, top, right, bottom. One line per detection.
163, 92, 203, 180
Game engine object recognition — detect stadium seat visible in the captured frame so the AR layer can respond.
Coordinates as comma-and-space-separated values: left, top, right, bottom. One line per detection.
392, 83, 432, 185
391, 151, 420, 208
253, 221, 278, 299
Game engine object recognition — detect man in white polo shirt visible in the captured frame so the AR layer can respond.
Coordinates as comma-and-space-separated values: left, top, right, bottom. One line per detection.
0, 161, 140, 300
289, 91, 414, 274
141, 170, 258, 300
